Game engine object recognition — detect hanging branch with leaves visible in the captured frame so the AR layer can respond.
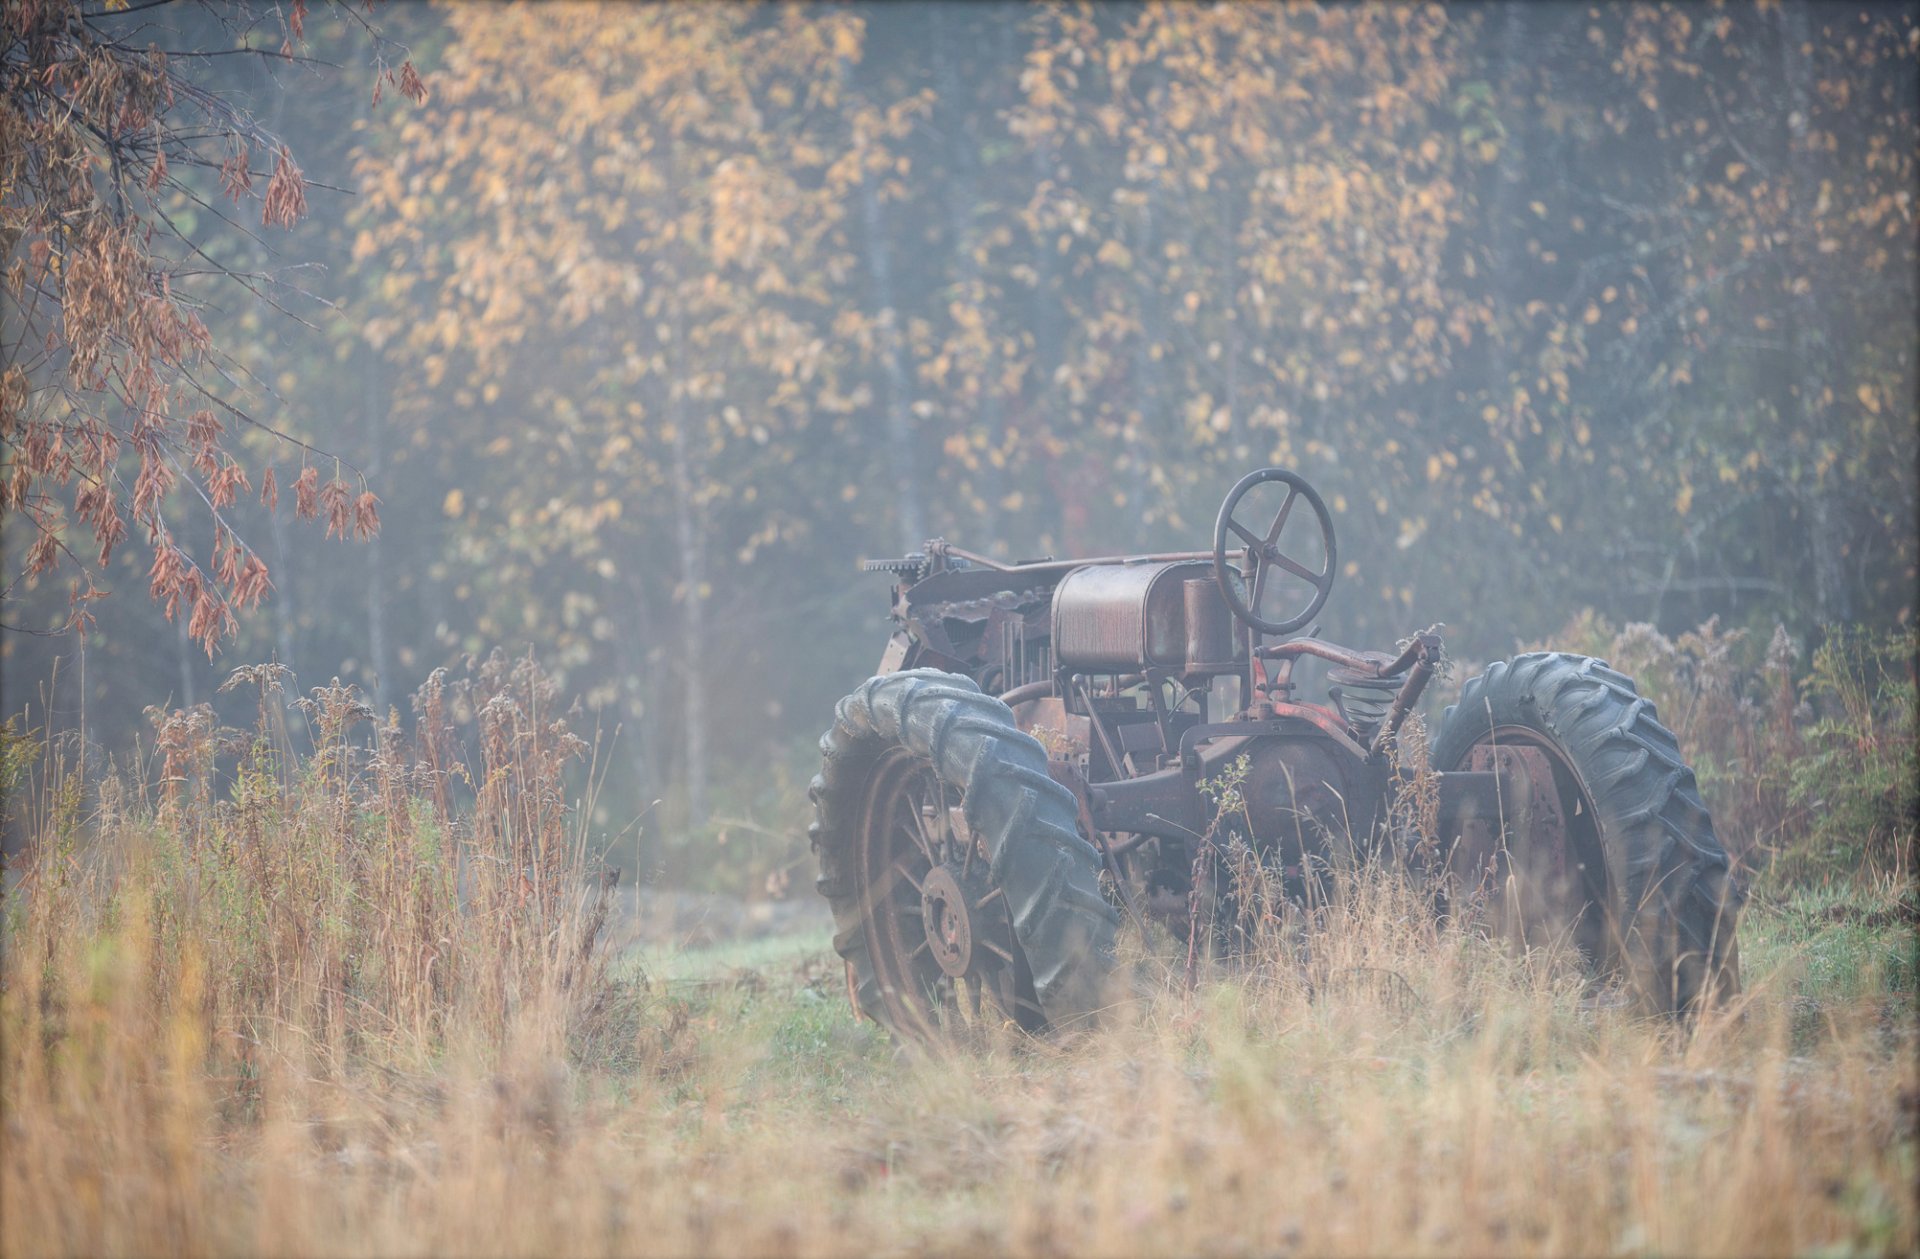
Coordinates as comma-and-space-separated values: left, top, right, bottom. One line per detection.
1, 0, 422, 651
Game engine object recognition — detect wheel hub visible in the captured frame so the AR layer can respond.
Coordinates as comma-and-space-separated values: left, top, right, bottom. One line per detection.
1454, 740, 1590, 949
1463, 743, 1572, 882
920, 866, 977, 977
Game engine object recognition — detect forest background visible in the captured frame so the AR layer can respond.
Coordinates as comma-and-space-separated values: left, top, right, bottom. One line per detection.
5, 0, 1915, 893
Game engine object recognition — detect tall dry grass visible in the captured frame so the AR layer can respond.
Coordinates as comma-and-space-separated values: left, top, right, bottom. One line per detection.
3, 657, 1915, 1258
2, 653, 632, 1256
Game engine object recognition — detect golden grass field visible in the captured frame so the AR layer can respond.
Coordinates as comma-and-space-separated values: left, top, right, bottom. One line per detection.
2, 668, 1914, 1258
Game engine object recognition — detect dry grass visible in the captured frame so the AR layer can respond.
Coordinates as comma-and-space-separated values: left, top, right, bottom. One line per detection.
2, 662, 1915, 1258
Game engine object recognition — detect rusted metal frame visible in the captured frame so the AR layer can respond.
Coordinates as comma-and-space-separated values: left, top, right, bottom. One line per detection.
1377, 629, 1443, 679
1047, 759, 1151, 939
982, 597, 1051, 694
936, 542, 1245, 575
1104, 828, 1163, 857
1345, 754, 1395, 845
1266, 703, 1370, 761
1178, 718, 1283, 773
1256, 632, 1436, 680
1430, 769, 1503, 825
1142, 668, 1176, 765
1446, 745, 1563, 915
1101, 712, 1369, 849
1253, 637, 1386, 674
1075, 676, 1130, 782
1369, 631, 1443, 758
1086, 763, 1207, 845
997, 679, 1052, 708
1175, 712, 1366, 771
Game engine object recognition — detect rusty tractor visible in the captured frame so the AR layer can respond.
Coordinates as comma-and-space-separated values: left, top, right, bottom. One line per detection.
810, 468, 1743, 1040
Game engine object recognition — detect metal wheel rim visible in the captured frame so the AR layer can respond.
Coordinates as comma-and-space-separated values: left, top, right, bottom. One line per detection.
855, 747, 1040, 1039
1454, 726, 1615, 967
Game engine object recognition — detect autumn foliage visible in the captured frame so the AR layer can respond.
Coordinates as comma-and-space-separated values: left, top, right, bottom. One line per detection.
1, 0, 417, 652
4, 2, 1914, 836
328, 3, 1916, 825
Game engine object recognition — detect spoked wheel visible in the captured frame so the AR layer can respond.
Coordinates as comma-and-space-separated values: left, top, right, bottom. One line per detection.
856, 748, 1039, 1037
811, 670, 1119, 1044
1212, 466, 1339, 636
1434, 653, 1744, 1016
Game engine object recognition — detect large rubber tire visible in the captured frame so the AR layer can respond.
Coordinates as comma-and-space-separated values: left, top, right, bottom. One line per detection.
810, 670, 1120, 1039
1434, 653, 1744, 1016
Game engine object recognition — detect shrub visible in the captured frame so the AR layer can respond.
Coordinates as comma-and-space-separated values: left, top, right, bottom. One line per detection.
1781, 626, 1918, 882
1525, 614, 1915, 886
2, 652, 627, 1095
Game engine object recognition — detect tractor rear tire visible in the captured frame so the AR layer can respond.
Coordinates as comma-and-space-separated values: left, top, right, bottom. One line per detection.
810, 670, 1120, 1041
1434, 653, 1743, 1016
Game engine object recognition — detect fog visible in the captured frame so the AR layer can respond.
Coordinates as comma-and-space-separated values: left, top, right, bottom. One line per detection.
5, 1, 1915, 882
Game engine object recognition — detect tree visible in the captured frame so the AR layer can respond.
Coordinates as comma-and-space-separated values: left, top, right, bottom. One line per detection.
1, 0, 420, 652
348, 4, 866, 823
8, 2, 1908, 859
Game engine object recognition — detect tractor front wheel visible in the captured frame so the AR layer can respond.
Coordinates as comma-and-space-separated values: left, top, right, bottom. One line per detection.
1433, 653, 1743, 1016
810, 670, 1120, 1042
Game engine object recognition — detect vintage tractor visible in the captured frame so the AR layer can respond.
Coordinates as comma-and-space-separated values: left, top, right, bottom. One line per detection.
810, 468, 1743, 1040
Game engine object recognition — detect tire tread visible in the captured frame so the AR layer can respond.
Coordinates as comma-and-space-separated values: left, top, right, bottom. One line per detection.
810, 669, 1119, 1035
1436, 652, 1743, 1013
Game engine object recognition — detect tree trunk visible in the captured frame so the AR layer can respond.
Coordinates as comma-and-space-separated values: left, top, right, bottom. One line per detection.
657, 135, 710, 829
1778, 1, 1851, 625
1027, 136, 1081, 552
175, 609, 195, 708
934, 11, 1004, 544
613, 568, 664, 880
268, 509, 298, 675
1218, 187, 1241, 485
860, 170, 925, 550
1485, 2, 1528, 410
362, 359, 392, 713
1128, 186, 1163, 547
615, 571, 661, 805
666, 331, 709, 828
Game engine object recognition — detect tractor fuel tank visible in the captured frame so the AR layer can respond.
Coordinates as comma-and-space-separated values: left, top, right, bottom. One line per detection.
1051, 560, 1240, 672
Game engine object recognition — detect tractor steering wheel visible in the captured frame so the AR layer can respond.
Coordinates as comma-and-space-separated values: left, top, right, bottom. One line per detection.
1212, 467, 1339, 637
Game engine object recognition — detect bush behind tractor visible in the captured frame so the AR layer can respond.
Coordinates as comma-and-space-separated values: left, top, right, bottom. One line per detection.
809, 468, 1744, 1041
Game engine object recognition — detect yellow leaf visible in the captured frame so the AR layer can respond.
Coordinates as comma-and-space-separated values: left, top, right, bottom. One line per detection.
1858, 384, 1881, 414
443, 488, 465, 518
1674, 482, 1693, 515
